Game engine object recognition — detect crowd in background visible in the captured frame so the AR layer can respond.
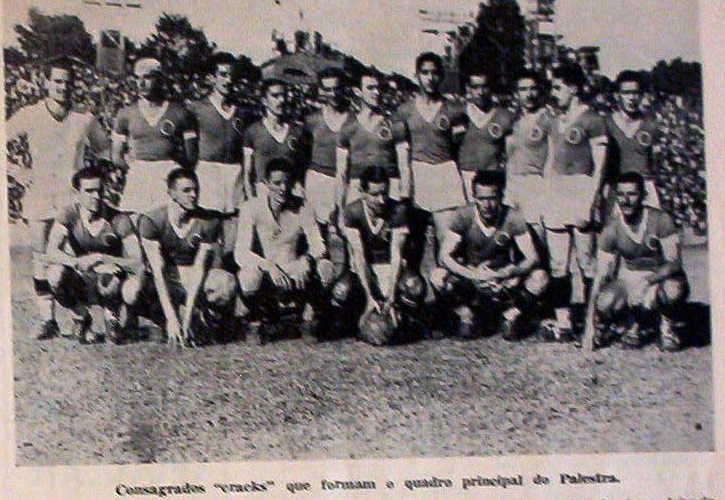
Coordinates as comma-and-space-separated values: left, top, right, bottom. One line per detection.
4, 58, 707, 234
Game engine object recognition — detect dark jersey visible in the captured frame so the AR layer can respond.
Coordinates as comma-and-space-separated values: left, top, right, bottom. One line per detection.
549, 107, 607, 176
243, 120, 309, 184
448, 204, 528, 269
114, 100, 197, 162
600, 207, 678, 271
56, 203, 135, 257
458, 105, 516, 172
344, 199, 409, 265
138, 205, 222, 267
605, 113, 659, 181
304, 109, 349, 177
506, 108, 554, 176
394, 97, 466, 164
187, 97, 252, 163
337, 113, 406, 179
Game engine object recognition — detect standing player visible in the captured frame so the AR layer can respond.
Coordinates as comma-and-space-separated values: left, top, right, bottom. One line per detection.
137, 169, 238, 346
43, 165, 143, 343
336, 67, 410, 209
235, 158, 333, 335
340, 166, 428, 345
504, 70, 554, 231
187, 52, 251, 212
303, 67, 350, 223
242, 78, 308, 198
6, 57, 107, 339
431, 170, 548, 340
605, 71, 661, 210
584, 172, 689, 351
112, 57, 199, 214
395, 52, 467, 212
458, 71, 516, 200
540, 63, 608, 341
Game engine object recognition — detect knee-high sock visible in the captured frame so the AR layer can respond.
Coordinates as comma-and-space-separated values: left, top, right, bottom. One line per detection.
32, 253, 54, 322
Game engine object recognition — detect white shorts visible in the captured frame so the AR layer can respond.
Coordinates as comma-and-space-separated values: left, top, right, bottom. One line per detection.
542, 175, 599, 229
412, 160, 466, 212
120, 159, 178, 214
24, 183, 75, 221
504, 174, 545, 224
617, 266, 659, 309
196, 160, 241, 212
305, 169, 337, 222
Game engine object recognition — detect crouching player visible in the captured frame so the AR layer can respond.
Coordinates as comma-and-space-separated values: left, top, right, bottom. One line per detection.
430, 170, 548, 340
138, 168, 238, 347
234, 158, 334, 341
340, 166, 428, 346
584, 172, 689, 351
43, 165, 143, 343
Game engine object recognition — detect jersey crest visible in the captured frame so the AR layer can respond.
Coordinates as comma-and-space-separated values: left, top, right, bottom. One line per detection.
566, 127, 584, 145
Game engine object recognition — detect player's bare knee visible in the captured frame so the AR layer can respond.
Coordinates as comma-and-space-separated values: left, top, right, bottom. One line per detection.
399, 273, 426, 306
660, 278, 689, 307
46, 265, 68, 290
204, 269, 237, 307
122, 276, 142, 305
596, 285, 625, 316
429, 267, 449, 292
331, 274, 353, 306
524, 269, 549, 297
315, 258, 335, 288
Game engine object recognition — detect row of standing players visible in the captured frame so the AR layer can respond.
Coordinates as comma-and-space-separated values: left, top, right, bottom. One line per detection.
9, 52, 688, 350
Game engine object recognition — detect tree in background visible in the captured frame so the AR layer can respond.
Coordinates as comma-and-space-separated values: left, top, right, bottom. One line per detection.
136, 13, 217, 99
458, 0, 526, 90
14, 7, 95, 63
650, 58, 702, 107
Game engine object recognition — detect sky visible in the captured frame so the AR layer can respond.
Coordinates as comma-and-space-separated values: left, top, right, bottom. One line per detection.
1, 0, 702, 78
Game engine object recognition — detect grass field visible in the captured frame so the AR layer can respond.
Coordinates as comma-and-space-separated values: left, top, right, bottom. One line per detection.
8, 233, 713, 466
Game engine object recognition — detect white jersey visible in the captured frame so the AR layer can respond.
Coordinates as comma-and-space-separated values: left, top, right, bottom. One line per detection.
6, 102, 94, 219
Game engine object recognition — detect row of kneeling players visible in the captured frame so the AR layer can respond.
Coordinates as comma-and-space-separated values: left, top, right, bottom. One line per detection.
36, 158, 689, 352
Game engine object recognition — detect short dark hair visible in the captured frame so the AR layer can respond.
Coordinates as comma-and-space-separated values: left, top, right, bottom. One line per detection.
167, 168, 199, 189
472, 169, 506, 192
212, 52, 237, 70
416, 52, 444, 74
318, 67, 346, 85
71, 165, 104, 190
265, 157, 293, 180
616, 171, 645, 192
356, 66, 383, 88
261, 77, 287, 96
552, 63, 586, 90
615, 70, 646, 92
359, 166, 390, 192
44, 56, 75, 79
516, 69, 542, 88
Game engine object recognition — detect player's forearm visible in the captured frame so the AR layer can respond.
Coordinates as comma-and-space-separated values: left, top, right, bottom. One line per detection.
396, 143, 411, 199
441, 253, 478, 281
649, 261, 683, 284
494, 258, 536, 281
150, 264, 177, 324
335, 149, 349, 208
